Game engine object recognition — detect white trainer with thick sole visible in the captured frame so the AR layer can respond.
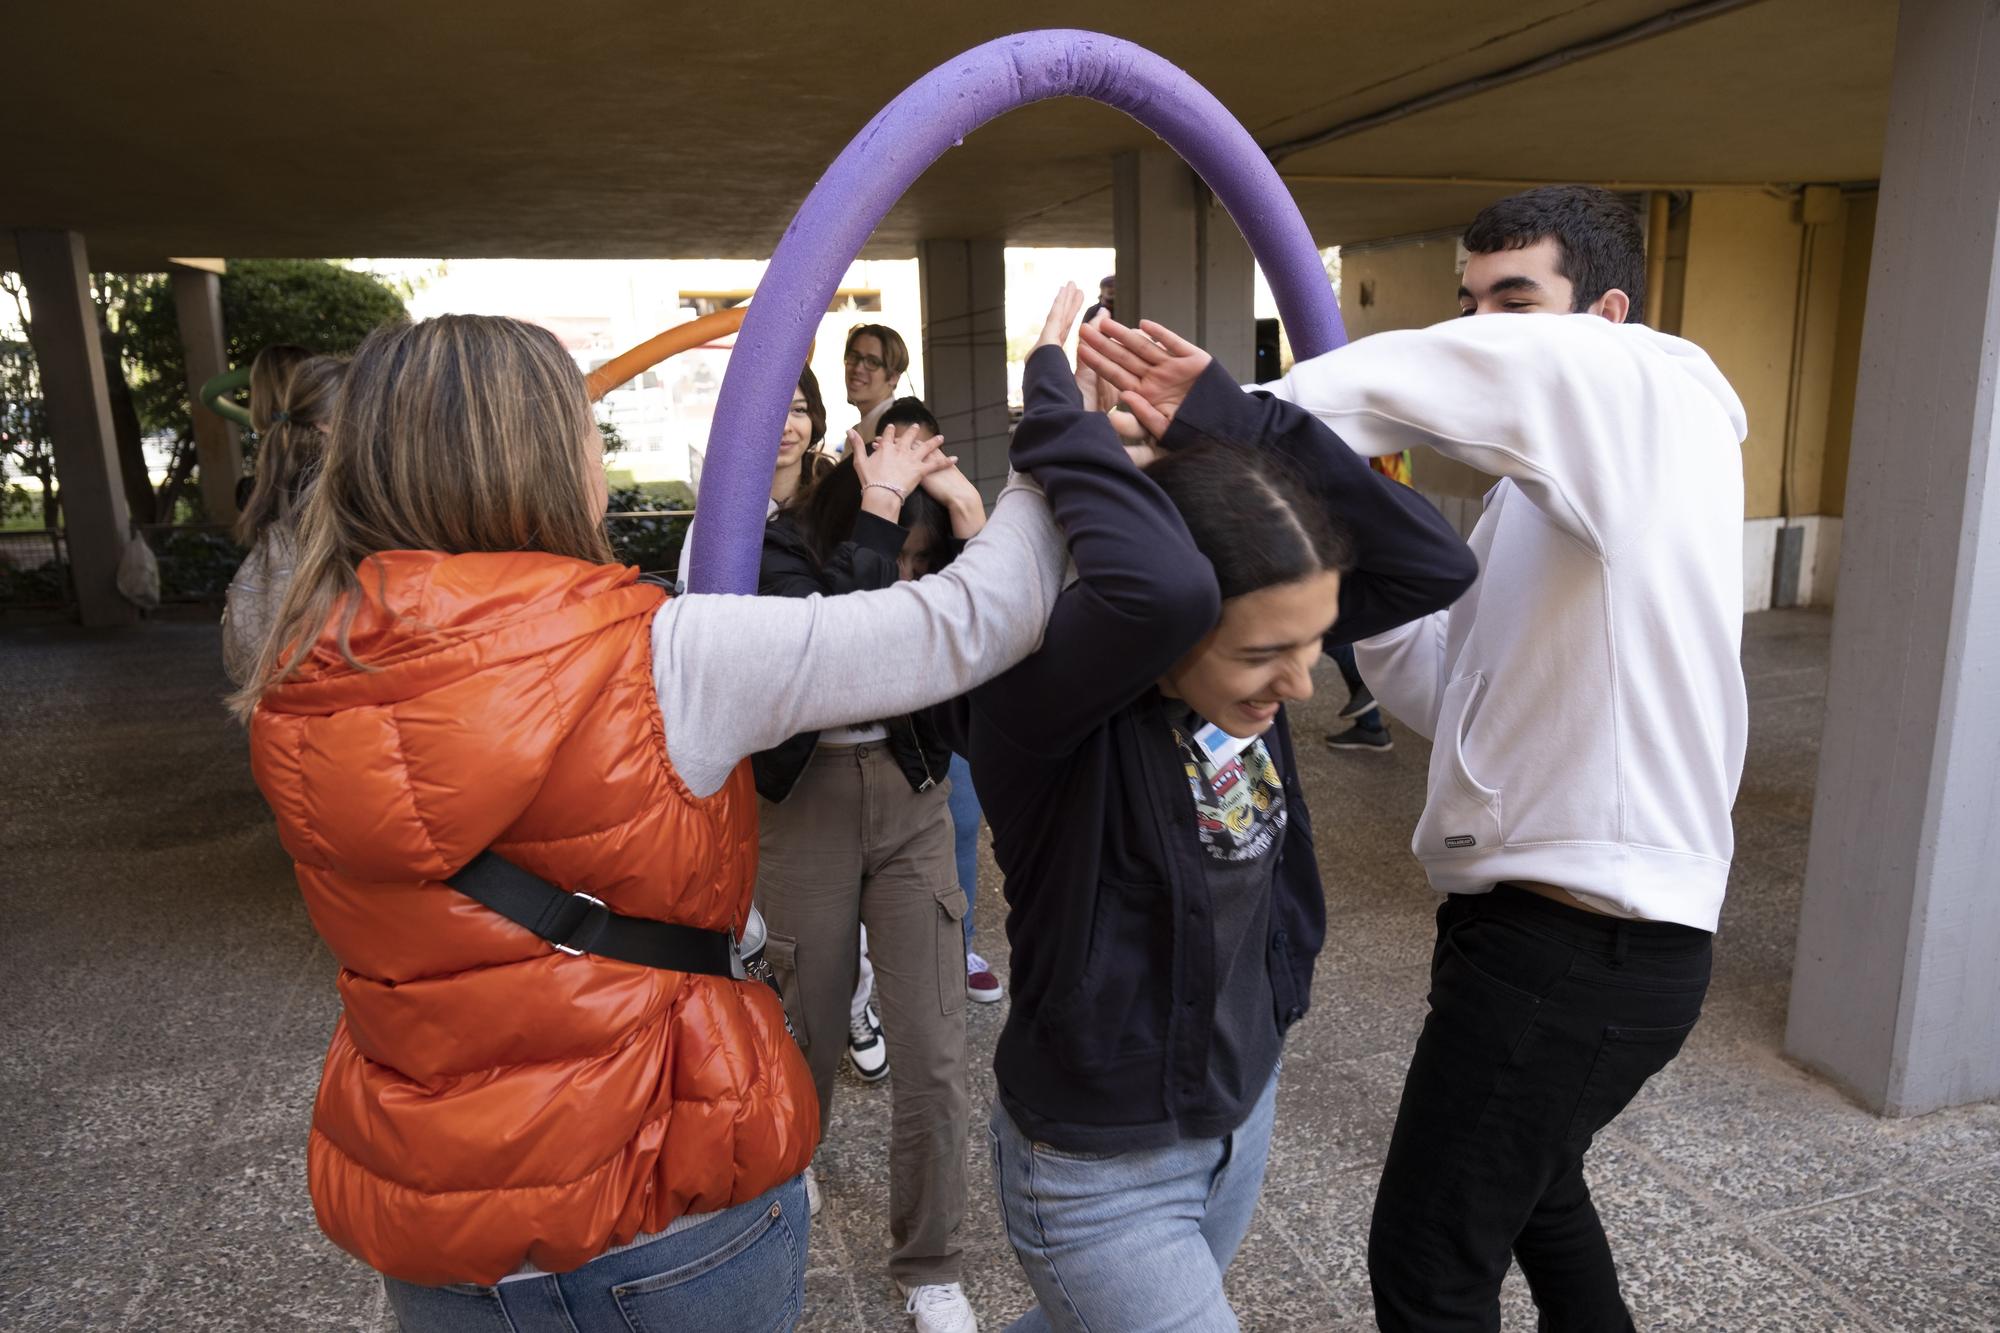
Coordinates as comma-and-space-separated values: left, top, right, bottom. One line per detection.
847, 1001, 889, 1081
900, 1281, 977, 1333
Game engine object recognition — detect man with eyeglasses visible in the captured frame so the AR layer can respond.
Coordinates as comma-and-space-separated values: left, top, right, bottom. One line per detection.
845, 323, 912, 443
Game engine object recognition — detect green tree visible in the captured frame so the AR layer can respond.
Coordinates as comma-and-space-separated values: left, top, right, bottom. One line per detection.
0, 273, 57, 529
0, 338, 56, 528
120, 260, 407, 519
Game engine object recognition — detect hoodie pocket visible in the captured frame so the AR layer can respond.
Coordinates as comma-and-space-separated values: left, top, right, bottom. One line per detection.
1416, 672, 1503, 857
1038, 876, 1173, 1070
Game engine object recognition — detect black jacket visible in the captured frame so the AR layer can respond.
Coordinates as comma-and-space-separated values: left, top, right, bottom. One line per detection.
931, 346, 1478, 1152
752, 509, 957, 803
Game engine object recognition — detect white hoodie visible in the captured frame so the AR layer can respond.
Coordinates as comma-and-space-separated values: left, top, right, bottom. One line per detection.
1264, 314, 1750, 930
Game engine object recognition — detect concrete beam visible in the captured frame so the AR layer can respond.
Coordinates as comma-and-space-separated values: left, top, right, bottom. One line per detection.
13, 229, 139, 626
1113, 150, 1256, 382
1785, 0, 2000, 1116
170, 265, 240, 525
916, 239, 1011, 504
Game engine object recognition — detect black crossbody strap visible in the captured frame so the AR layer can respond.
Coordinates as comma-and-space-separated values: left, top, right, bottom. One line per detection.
448, 851, 743, 978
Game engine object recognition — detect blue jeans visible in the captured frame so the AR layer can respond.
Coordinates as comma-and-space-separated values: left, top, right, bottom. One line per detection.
988, 1065, 1280, 1333
383, 1175, 809, 1332
947, 752, 981, 951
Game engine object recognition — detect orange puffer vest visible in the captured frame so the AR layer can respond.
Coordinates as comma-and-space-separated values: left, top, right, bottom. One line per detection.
249, 551, 818, 1285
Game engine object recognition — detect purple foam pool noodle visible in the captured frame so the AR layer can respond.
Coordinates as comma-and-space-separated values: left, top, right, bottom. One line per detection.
689, 29, 1346, 594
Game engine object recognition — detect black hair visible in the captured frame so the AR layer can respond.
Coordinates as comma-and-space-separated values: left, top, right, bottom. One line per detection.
875, 396, 939, 436
794, 365, 827, 447
787, 450, 953, 575
1144, 442, 1353, 601
1462, 185, 1647, 323
790, 366, 833, 492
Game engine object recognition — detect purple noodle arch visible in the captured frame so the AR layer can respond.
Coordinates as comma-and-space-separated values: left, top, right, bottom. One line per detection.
688, 28, 1347, 593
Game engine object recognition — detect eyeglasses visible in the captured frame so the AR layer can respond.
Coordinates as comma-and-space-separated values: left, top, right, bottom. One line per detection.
843, 351, 887, 374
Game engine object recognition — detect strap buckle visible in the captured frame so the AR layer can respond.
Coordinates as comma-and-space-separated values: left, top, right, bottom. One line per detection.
552, 892, 610, 956
727, 931, 748, 981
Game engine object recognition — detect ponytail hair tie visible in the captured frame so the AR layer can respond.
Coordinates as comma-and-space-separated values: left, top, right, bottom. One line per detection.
270, 410, 291, 425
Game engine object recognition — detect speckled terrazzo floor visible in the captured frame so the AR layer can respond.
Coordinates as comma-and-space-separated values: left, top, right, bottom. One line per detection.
3, 608, 1996, 1332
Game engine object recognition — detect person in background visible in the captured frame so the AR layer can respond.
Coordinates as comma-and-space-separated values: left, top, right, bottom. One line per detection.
1324, 643, 1392, 752
222, 346, 344, 685
838, 403, 1006, 1008
232, 313, 1073, 1332
822, 399, 1008, 1078
951, 753, 1001, 1003
845, 322, 911, 443
1324, 451, 1416, 753
1081, 274, 1116, 326
752, 394, 991, 1333
674, 366, 831, 590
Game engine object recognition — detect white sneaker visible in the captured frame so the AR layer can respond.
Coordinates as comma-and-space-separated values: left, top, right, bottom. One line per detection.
900, 1281, 977, 1333
848, 1001, 889, 1081
803, 1165, 821, 1217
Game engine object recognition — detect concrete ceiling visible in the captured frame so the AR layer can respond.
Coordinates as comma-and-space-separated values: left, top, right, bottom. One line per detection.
2, 0, 1897, 269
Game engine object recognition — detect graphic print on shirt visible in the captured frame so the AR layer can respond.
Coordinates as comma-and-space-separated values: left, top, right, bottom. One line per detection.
1171, 716, 1288, 863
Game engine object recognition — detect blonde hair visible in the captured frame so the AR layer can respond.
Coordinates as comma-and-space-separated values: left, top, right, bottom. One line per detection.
229, 315, 612, 721
236, 348, 344, 546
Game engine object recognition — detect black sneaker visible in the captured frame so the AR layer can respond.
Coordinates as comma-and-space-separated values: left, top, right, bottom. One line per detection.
1326, 723, 1393, 752
1338, 686, 1377, 720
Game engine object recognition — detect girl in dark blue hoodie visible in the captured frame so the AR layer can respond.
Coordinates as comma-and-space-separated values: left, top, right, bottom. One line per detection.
934, 292, 1476, 1332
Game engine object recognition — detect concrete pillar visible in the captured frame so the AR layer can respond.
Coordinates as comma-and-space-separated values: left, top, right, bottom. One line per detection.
13, 230, 139, 627
1113, 150, 1256, 381
170, 263, 240, 526
916, 238, 1012, 503
1785, 0, 2000, 1116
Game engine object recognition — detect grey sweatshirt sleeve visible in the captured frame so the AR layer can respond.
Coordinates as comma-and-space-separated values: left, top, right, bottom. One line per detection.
650, 477, 1064, 797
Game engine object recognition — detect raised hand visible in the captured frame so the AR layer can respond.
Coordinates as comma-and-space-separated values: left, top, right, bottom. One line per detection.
853, 423, 951, 521
1075, 312, 1153, 446
919, 455, 988, 538
1034, 282, 1087, 353
1078, 316, 1212, 440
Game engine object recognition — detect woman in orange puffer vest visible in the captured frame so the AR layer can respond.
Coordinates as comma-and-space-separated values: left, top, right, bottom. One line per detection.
231, 314, 1076, 1331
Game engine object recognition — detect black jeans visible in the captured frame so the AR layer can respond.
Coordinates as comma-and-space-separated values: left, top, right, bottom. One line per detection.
1368, 886, 1711, 1332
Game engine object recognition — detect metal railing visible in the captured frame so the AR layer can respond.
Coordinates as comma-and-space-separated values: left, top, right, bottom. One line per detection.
0, 528, 73, 612
131, 523, 246, 604
0, 510, 705, 615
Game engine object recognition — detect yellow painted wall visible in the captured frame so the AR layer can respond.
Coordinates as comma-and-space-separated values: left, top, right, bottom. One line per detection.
1341, 236, 1461, 338
1340, 237, 1493, 499
1786, 201, 1850, 521
1821, 191, 1877, 516
1679, 192, 1804, 519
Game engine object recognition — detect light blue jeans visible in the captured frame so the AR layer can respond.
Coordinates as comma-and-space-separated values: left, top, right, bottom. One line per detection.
947, 752, 981, 951
988, 1066, 1280, 1333
383, 1175, 809, 1332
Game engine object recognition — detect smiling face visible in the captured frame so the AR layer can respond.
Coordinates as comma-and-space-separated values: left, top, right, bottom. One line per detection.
776, 391, 814, 471
844, 333, 894, 410
1161, 570, 1344, 739
1459, 236, 1629, 323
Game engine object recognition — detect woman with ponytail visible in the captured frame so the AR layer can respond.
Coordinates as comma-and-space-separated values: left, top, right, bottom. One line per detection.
221, 345, 344, 684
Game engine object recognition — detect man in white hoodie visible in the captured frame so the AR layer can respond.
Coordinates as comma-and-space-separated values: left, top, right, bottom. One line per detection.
1082, 186, 1749, 1332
